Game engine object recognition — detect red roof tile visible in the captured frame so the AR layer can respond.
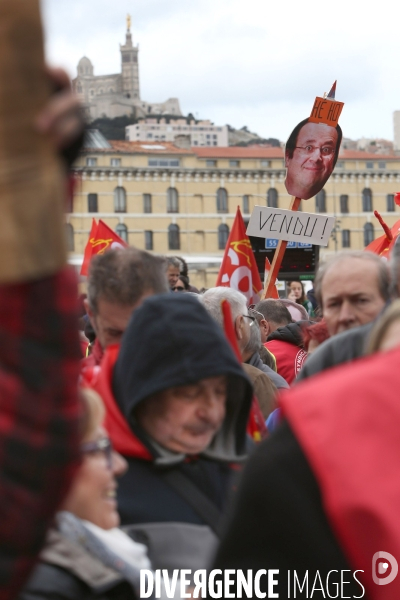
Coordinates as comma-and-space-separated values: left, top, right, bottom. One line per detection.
192, 146, 283, 159
338, 149, 397, 160
83, 140, 400, 162
109, 141, 193, 155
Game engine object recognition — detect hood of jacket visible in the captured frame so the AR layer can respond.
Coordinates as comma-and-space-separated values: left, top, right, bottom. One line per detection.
113, 293, 253, 464
267, 321, 307, 348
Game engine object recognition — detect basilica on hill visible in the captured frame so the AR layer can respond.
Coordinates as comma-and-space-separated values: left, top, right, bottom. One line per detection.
72, 16, 182, 121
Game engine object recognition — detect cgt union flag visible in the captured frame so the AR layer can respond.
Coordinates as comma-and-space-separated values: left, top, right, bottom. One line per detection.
80, 219, 128, 276
216, 207, 263, 304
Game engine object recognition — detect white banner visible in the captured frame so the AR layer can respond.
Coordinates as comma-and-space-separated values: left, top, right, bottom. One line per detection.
246, 206, 335, 247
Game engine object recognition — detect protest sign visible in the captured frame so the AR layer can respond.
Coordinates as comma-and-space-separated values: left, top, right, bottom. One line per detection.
246, 206, 335, 247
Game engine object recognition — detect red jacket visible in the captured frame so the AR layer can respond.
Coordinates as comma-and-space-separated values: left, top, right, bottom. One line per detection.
265, 339, 307, 385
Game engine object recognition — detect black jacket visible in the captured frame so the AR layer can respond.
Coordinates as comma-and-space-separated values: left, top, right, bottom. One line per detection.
212, 421, 365, 598
267, 320, 307, 347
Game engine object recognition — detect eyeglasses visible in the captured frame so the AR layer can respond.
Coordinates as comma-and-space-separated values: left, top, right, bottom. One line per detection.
172, 286, 185, 292
294, 145, 334, 156
81, 437, 113, 469
242, 314, 256, 326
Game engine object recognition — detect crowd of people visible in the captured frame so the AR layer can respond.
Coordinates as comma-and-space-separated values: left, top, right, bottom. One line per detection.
3, 32, 400, 600
18, 237, 399, 599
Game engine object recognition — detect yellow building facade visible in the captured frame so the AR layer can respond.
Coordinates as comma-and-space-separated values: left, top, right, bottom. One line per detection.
69, 136, 400, 288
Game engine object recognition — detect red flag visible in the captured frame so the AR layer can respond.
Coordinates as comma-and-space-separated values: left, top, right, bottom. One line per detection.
80, 219, 128, 276
221, 299, 267, 442
216, 207, 263, 305
365, 210, 400, 259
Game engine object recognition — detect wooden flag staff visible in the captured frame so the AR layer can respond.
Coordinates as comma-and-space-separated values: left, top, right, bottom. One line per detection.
261, 196, 301, 299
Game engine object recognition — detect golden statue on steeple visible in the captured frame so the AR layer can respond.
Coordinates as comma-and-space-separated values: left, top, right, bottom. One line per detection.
127, 14, 131, 32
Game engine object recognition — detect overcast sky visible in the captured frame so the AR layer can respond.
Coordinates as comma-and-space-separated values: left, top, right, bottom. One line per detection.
41, 0, 400, 143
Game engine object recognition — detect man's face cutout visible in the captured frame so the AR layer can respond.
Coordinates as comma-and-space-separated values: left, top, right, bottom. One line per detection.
285, 121, 338, 201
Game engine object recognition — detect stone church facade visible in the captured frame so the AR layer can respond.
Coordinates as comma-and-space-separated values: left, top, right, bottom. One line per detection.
72, 19, 182, 121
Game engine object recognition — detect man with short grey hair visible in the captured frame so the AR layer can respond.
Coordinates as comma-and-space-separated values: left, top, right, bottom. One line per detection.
314, 250, 389, 336
297, 250, 390, 382
201, 287, 251, 354
201, 288, 288, 390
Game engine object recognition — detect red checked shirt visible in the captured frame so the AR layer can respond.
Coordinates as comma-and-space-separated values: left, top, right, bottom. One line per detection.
0, 267, 81, 600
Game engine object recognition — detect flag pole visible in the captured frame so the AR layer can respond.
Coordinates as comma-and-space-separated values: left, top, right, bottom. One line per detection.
261, 196, 301, 299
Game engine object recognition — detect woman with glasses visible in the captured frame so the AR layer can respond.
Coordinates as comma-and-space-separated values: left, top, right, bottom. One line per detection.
20, 389, 154, 600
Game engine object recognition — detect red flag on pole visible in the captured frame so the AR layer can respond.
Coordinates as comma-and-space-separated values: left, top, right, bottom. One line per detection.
80, 219, 128, 276
365, 210, 400, 259
216, 207, 263, 305
221, 299, 267, 442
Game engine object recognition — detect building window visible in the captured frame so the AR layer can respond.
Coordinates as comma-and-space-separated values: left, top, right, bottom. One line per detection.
116, 223, 128, 243
267, 188, 278, 208
148, 158, 180, 168
364, 222, 374, 246
86, 157, 97, 167
362, 188, 373, 212
243, 195, 250, 214
342, 229, 351, 248
340, 194, 349, 214
65, 223, 74, 252
260, 160, 270, 167
229, 160, 240, 167
111, 158, 121, 167
216, 188, 228, 213
145, 230, 153, 250
114, 187, 127, 213
218, 224, 230, 249
316, 189, 326, 213
387, 194, 395, 212
366, 161, 374, 169
143, 193, 152, 213
206, 160, 217, 167
167, 188, 179, 213
378, 162, 386, 169
335, 161, 344, 169
168, 224, 180, 250
88, 193, 98, 213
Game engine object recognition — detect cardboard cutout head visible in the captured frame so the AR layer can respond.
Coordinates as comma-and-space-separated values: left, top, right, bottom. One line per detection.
285, 118, 342, 200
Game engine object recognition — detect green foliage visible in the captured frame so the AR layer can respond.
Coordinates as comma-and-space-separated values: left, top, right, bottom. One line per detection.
90, 116, 137, 140
232, 137, 281, 147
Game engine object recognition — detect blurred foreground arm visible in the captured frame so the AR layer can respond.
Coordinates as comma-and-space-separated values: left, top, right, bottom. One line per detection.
0, 2, 84, 597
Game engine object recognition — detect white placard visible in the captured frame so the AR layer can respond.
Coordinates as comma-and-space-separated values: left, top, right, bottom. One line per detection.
246, 205, 335, 247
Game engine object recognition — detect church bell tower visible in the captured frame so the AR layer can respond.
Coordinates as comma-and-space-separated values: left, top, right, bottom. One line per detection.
120, 15, 140, 100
